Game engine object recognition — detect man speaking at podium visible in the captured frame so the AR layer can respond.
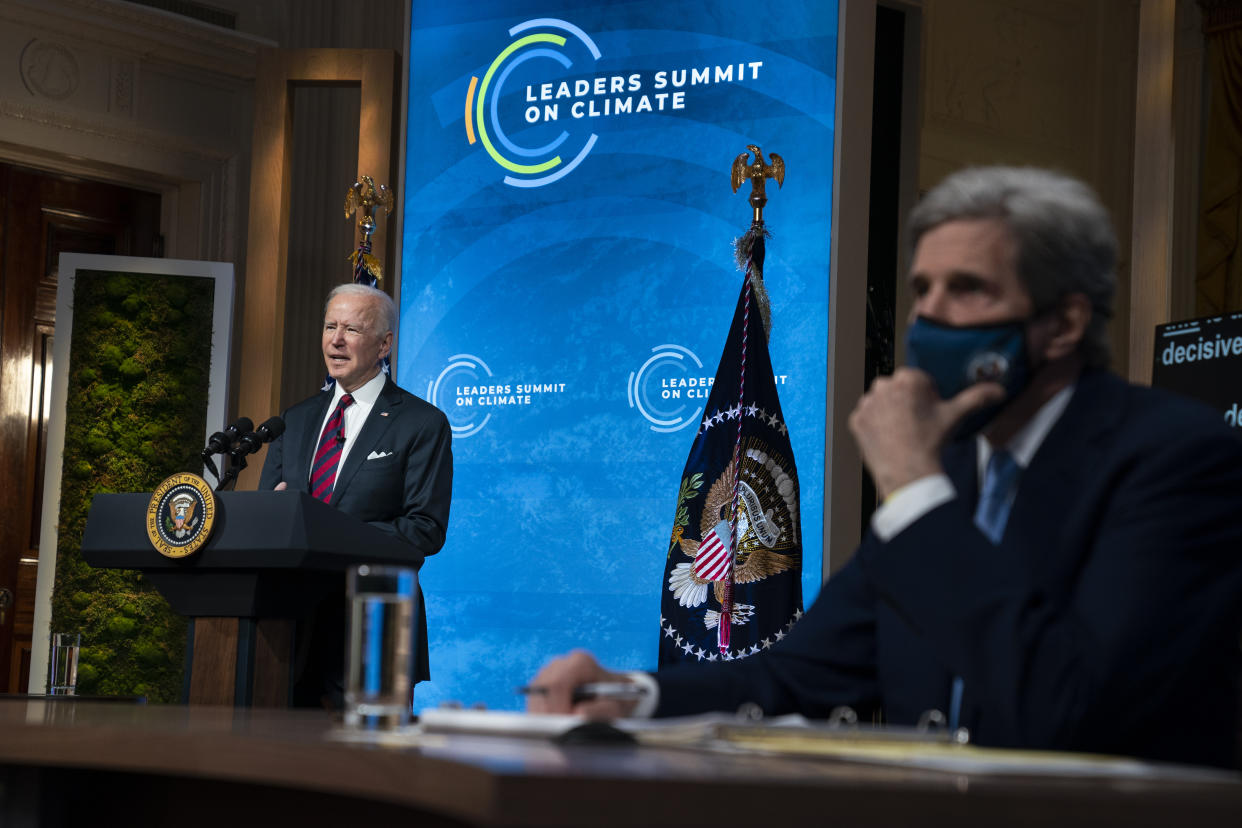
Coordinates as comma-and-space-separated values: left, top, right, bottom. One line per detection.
529, 167, 1242, 767
260, 283, 453, 707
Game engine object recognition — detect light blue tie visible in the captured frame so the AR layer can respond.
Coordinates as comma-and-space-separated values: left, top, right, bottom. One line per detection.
974, 450, 1021, 544
950, 449, 1021, 729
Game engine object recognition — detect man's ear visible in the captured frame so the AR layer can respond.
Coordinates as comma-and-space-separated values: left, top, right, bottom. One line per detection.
1039, 293, 1091, 361
378, 330, 394, 361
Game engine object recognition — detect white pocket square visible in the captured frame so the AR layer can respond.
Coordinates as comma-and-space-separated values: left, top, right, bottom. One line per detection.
366, 450, 393, 460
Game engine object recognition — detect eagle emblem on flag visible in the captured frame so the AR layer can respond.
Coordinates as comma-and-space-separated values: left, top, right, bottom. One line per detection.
667, 440, 799, 611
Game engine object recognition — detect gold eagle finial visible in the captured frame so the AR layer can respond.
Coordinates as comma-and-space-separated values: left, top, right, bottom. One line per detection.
343, 175, 395, 285
343, 175, 395, 236
730, 144, 785, 226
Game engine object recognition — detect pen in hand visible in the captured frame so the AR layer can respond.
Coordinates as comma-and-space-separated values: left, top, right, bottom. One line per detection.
519, 682, 649, 705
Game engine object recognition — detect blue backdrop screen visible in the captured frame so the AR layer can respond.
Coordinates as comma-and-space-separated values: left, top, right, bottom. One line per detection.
401, 0, 838, 710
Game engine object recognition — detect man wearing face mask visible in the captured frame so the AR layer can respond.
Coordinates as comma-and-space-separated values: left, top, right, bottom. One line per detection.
527, 167, 1242, 767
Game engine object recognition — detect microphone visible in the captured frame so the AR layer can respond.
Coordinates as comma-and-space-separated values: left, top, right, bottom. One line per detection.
255, 416, 285, 443
231, 416, 286, 460
204, 417, 253, 455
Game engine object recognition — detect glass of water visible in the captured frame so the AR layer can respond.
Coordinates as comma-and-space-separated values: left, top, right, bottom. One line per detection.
47, 632, 81, 695
345, 564, 416, 728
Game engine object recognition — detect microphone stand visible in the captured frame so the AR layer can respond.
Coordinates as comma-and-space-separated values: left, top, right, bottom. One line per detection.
212, 418, 284, 492
215, 453, 245, 491
200, 448, 221, 486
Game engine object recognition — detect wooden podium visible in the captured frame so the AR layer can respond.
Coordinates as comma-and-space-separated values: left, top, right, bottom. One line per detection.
80, 491, 419, 707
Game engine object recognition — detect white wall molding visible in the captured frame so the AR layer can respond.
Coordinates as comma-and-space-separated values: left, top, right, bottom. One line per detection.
0, 0, 274, 79
0, 98, 234, 166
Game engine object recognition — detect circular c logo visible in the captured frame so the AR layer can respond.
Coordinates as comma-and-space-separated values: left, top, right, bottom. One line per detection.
465, 18, 600, 188
426, 353, 494, 438
627, 344, 707, 433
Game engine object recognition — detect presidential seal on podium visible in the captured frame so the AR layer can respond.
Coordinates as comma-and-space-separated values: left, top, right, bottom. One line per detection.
146, 473, 217, 558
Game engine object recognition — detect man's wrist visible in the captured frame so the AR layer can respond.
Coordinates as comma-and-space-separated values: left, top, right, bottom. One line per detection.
874, 457, 943, 501
871, 474, 956, 542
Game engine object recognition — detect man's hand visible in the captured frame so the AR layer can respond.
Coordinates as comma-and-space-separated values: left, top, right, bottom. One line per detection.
849, 368, 1004, 499
525, 649, 639, 719
274, 482, 287, 491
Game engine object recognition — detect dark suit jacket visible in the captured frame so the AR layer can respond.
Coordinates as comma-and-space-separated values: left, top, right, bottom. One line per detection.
259, 377, 452, 695
655, 370, 1242, 767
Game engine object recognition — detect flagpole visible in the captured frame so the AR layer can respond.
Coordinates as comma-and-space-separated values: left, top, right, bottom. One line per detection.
660, 146, 794, 666
720, 146, 782, 655
320, 176, 396, 392
344, 174, 394, 290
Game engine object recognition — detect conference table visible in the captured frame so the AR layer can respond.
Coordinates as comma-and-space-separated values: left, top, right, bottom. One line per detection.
2, 698, 1239, 827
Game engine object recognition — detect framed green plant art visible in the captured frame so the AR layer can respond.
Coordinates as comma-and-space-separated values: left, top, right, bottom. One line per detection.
31, 254, 233, 700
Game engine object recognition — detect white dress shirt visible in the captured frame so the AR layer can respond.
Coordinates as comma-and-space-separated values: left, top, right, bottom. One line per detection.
312, 369, 387, 492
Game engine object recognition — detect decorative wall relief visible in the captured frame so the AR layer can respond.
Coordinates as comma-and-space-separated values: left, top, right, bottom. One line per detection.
20, 39, 80, 101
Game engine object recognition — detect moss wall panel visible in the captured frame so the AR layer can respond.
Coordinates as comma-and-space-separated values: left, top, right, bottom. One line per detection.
50, 269, 215, 701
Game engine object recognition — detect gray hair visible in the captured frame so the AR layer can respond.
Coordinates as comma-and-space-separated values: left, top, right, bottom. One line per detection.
325, 283, 398, 340
907, 166, 1117, 369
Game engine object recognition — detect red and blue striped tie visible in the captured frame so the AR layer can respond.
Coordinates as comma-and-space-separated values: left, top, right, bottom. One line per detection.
310, 393, 354, 502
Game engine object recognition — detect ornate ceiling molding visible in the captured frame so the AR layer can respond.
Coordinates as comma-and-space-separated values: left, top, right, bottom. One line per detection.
0, 98, 233, 165
0, 0, 275, 79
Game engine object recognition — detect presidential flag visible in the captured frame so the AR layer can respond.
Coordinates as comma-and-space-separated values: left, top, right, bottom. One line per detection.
658, 244, 803, 666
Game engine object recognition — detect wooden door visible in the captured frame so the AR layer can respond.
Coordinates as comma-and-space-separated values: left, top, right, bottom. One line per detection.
0, 162, 160, 692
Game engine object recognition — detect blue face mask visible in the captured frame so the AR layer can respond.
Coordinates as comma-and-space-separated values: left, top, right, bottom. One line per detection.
905, 316, 1030, 426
